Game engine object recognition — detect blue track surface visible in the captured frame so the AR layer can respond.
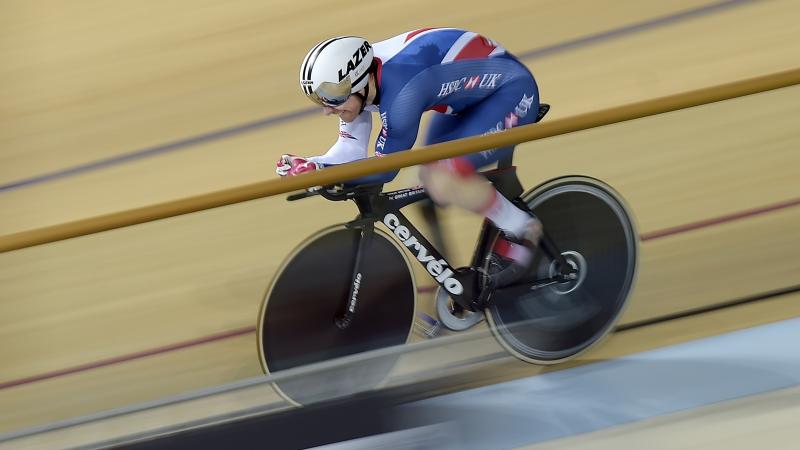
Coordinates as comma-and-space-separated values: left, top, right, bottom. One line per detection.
395, 317, 800, 449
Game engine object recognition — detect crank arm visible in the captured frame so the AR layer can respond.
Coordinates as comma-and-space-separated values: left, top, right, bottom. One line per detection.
489, 274, 576, 302
527, 273, 577, 291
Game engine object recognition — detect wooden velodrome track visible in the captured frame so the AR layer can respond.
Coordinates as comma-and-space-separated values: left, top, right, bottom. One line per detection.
1, 0, 799, 445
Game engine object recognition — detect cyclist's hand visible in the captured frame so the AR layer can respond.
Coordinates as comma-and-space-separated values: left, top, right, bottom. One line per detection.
276, 154, 320, 177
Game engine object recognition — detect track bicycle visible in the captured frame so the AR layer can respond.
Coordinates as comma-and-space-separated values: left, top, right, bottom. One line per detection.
256, 105, 639, 405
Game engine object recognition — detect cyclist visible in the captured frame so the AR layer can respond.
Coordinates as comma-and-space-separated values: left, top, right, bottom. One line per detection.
277, 28, 543, 286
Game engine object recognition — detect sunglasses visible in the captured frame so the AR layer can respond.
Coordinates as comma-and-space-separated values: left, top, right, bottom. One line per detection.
305, 78, 353, 107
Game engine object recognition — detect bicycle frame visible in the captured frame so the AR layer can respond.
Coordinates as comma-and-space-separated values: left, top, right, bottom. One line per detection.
297, 171, 575, 329
330, 184, 476, 327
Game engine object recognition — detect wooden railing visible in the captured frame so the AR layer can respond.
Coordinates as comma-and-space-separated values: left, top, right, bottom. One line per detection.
1, 68, 799, 253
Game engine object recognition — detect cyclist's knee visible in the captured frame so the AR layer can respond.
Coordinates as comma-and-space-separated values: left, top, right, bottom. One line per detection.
420, 158, 493, 211
426, 157, 476, 176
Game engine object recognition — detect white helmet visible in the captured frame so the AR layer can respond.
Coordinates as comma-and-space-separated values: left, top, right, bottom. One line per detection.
299, 36, 374, 106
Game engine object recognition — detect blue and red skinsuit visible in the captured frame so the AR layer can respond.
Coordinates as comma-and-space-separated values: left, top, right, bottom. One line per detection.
307, 28, 540, 184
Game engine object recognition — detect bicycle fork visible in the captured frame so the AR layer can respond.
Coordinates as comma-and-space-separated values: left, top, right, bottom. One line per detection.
335, 222, 374, 330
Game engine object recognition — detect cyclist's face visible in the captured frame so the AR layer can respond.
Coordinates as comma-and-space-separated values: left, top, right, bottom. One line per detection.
322, 94, 363, 123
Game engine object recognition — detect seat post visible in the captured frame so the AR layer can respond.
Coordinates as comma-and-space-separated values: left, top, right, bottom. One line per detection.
497, 151, 514, 169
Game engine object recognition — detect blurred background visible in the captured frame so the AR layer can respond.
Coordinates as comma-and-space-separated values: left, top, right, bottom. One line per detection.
1, 0, 799, 448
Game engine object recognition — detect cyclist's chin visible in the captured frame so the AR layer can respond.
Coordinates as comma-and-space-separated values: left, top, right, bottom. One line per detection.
338, 111, 359, 123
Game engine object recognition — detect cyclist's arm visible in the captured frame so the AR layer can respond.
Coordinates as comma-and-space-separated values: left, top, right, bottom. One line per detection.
307, 111, 372, 165
360, 109, 421, 183
338, 118, 420, 186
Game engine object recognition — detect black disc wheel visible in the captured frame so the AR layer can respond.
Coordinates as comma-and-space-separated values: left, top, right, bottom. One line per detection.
257, 225, 416, 405
485, 176, 639, 364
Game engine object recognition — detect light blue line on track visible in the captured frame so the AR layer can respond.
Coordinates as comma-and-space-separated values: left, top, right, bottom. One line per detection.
397, 317, 800, 449
0, 0, 755, 193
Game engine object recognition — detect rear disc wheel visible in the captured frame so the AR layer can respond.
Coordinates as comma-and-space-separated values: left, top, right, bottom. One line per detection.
485, 176, 639, 364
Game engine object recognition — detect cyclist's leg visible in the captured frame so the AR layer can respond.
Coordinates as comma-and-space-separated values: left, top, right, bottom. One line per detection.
421, 77, 541, 237
420, 77, 543, 285
411, 112, 453, 257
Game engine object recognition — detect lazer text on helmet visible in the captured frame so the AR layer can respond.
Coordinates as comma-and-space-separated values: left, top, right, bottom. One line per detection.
338, 41, 372, 81
383, 213, 464, 296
